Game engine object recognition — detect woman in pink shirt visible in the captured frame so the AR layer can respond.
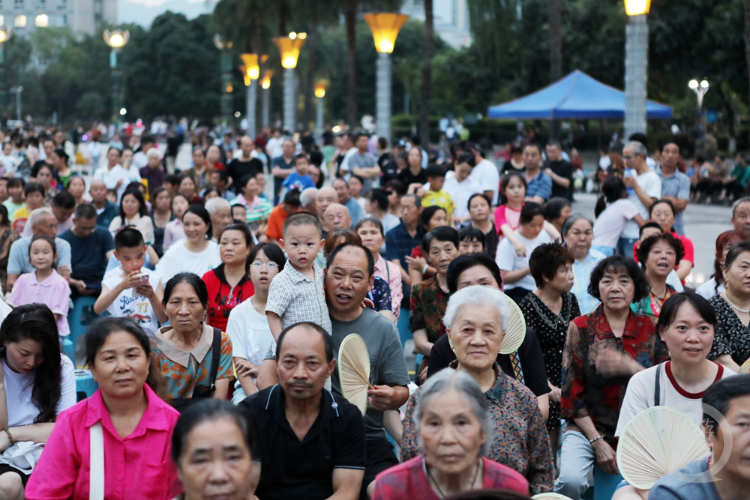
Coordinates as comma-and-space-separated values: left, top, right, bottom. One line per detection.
356, 216, 403, 323
26, 317, 181, 500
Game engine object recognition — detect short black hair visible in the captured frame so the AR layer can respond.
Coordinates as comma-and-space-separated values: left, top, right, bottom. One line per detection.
419, 205, 445, 231
282, 189, 302, 208
500, 172, 527, 205
75, 203, 98, 220
283, 211, 322, 238
467, 193, 491, 212
648, 199, 675, 219
294, 154, 308, 165
326, 242, 374, 277
422, 226, 459, 254
31, 162, 53, 178
519, 202, 544, 225
367, 188, 389, 212
276, 322, 334, 363
309, 150, 323, 167
52, 190, 75, 210
355, 216, 385, 237
639, 222, 663, 238
656, 292, 716, 335
636, 233, 685, 268
219, 223, 254, 248
212, 169, 230, 184
447, 253, 503, 294
723, 240, 750, 270
7, 178, 24, 189
524, 143, 542, 155
587, 255, 650, 303
246, 242, 286, 276
114, 227, 145, 251
29, 234, 56, 257
425, 164, 446, 179
458, 226, 485, 249
543, 197, 571, 222
164, 174, 181, 186
660, 141, 680, 153
529, 242, 574, 287
456, 152, 476, 167
629, 132, 648, 145
601, 176, 627, 204
703, 374, 750, 434
25, 182, 45, 197
385, 179, 406, 196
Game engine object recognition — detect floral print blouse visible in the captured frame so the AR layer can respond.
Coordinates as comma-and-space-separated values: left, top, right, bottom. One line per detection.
561, 306, 669, 447
631, 284, 677, 318
708, 294, 750, 366
409, 276, 449, 343
400, 362, 555, 495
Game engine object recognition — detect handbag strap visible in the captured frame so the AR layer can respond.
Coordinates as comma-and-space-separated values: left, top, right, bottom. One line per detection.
208, 328, 221, 390
89, 422, 104, 500
654, 363, 663, 407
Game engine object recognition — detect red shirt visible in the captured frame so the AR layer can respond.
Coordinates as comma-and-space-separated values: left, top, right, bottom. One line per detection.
632, 232, 695, 272
372, 456, 529, 500
202, 264, 254, 331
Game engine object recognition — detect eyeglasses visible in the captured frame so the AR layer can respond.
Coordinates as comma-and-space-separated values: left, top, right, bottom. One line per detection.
251, 262, 279, 269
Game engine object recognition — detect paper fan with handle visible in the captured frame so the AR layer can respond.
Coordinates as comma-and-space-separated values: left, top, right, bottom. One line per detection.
740, 358, 750, 374
499, 293, 527, 354
532, 494, 573, 500
338, 334, 373, 415
617, 406, 710, 490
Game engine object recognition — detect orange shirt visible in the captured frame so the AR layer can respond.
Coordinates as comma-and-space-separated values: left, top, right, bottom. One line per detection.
265, 205, 289, 241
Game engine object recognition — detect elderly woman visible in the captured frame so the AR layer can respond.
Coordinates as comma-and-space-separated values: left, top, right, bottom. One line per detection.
556, 255, 670, 500
373, 369, 530, 499
708, 241, 750, 372
562, 214, 605, 314
519, 243, 579, 452
356, 216, 403, 323
403, 286, 555, 495
632, 233, 685, 317
644, 200, 694, 281
151, 273, 234, 410
696, 230, 745, 300
171, 400, 258, 500
25, 317, 181, 500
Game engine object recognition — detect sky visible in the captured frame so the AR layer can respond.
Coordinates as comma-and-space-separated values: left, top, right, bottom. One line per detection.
118, 0, 216, 27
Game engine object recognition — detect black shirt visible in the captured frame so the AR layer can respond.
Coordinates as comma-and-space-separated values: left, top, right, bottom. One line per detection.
227, 157, 264, 192
380, 160, 400, 186
397, 167, 428, 188
544, 159, 574, 200
240, 385, 366, 500
427, 326, 551, 397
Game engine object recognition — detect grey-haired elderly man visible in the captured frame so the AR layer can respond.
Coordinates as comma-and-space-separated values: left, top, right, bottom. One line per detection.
618, 141, 661, 257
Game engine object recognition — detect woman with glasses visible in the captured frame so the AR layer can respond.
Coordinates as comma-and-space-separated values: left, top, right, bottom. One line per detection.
225, 243, 286, 402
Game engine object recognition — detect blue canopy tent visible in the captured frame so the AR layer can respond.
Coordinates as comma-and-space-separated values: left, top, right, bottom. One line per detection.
487, 70, 672, 120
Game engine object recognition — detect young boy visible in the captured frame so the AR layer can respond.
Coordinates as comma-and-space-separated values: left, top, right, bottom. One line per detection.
163, 174, 181, 199
12, 182, 44, 234
94, 228, 167, 336
422, 164, 455, 218
4, 178, 25, 221
231, 203, 248, 225
458, 225, 486, 255
281, 154, 316, 196
266, 211, 331, 340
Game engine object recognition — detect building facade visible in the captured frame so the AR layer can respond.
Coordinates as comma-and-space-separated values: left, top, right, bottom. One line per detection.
0, 0, 116, 35
401, 0, 471, 49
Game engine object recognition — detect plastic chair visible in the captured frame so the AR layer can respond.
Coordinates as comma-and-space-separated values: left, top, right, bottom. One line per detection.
593, 463, 624, 500
67, 296, 108, 366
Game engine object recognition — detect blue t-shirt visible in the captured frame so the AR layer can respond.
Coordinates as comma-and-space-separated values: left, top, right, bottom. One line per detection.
282, 172, 316, 191
649, 457, 720, 500
59, 227, 115, 286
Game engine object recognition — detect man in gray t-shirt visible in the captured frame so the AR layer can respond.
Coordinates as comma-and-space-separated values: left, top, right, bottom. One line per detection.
340, 132, 380, 192
325, 242, 410, 497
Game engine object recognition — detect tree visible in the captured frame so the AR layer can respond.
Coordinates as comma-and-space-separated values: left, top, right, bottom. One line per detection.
345, 1, 359, 128
420, 0, 433, 147
548, 0, 562, 81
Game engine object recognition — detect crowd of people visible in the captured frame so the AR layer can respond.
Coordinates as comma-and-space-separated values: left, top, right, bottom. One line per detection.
0, 124, 746, 500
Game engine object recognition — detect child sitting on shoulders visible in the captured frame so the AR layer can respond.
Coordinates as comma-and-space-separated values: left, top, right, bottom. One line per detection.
94, 228, 166, 336
266, 211, 331, 340
7, 235, 70, 336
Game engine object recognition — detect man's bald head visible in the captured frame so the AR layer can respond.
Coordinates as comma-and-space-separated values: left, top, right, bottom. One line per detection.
324, 203, 351, 230
316, 187, 339, 220
89, 180, 108, 204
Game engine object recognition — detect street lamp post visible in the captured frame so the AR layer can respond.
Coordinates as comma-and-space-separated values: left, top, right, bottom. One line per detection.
273, 33, 306, 133
214, 35, 234, 124
240, 53, 260, 138
364, 13, 408, 144
689, 79, 709, 137
623, 0, 650, 139
314, 81, 327, 135
261, 70, 273, 128
103, 29, 130, 123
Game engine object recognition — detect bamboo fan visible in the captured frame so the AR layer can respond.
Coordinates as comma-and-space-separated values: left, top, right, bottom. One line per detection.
532, 494, 574, 500
499, 294, 527, 354
740, 358, 750, 374
338, 334, 373, 415
617, 406, 710, 490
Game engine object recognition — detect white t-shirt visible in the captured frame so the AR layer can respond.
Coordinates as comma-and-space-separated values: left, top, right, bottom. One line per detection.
470, 159, 501, 205
592, 199, 641, 248
227, 298, 273, 404
101, 267, 162, 336
696, 278, 723, 301
105, 164, 142, 202
616, 361, 735, 436
622, 170, 662, 239
443, 173, 483, 218
2, 354, 76, 427
496, 229, 553, 291
0, 298, 11, 325
155, 240, 221, 284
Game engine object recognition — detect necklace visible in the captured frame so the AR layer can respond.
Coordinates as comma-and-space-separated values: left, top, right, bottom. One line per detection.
426, 458, 481, 498
723, 292, 750, 313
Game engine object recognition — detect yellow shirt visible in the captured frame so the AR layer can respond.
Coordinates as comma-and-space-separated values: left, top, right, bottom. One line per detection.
422, 189, 455, 217
12, 206, 29, 233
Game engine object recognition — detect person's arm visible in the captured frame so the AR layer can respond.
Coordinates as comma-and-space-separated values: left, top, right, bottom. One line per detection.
501, 267, 530, 284
660, 195, 687, 212
256, 359, 279, 390
543, 220, 560, 240
528, 195, 546, 203
399, 394, 420, 462
267, 312, 282, 342
676, 259, 693, 281
412, 329, 432, 357
6, 273, 18, 291
714, 354, 741, 373
407, 256, 425, 287
500, 224, 526, 257
574, 415, 618, 474
328, 409, 366, 500
236, 361, 259, 396
94, 275, 131, 315
632, 214, 646, 226
367, 385, 409, 412
138, 279, 167, 324
537, 393, 549, 421
624, 176, 657, 209
544, 167, 571, 187
328, 469, 365, 500
22, 413, 78, 498
352, 165, 381, 179
211, 378, 230, 400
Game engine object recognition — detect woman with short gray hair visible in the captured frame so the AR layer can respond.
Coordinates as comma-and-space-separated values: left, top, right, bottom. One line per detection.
400, 286, 555, 495
372, 369, 530, 499
563, 213, 605, 314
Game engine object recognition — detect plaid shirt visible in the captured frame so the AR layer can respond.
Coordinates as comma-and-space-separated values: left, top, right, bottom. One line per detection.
561, 306, 670, 447
265, 261, 332, 335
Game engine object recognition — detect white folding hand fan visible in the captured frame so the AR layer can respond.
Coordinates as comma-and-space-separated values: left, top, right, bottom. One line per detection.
740, 358, 750, 374
532, 494, 573, 500
499, 293, 527, 354
617, 406, 710, 490
338, 334, 373, 415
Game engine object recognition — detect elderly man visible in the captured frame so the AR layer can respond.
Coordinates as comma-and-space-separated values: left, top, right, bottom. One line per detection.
332, 178, 364, 226
89, 180, 119, 228
619, 140, 661, 257
325, 243, 410, 497
7, 208, 72, 290
731, 197, 750, 240
227, 136, 264, 194
324, 203, 351, 232
316, 186, 339, 232
271, 139, 296, 205
205, 197, 233, 242
240, 323, 366, 500
300, 187, 319, 215
59, 203, 115, 297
